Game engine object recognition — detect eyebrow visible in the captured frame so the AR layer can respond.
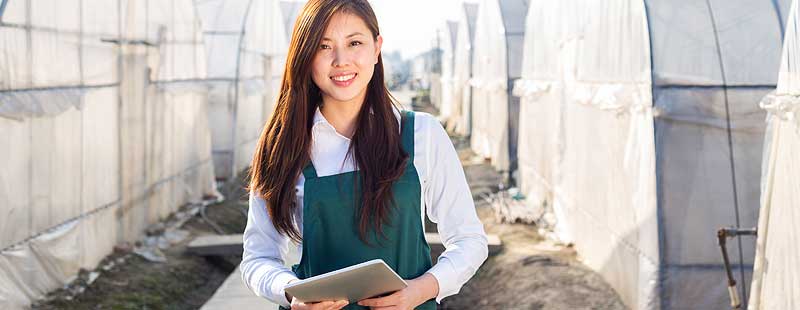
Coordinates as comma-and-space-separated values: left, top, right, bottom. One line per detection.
321, 32, 366, 41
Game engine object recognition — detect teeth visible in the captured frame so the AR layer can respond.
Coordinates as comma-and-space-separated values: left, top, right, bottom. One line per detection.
332, 74, 355, 82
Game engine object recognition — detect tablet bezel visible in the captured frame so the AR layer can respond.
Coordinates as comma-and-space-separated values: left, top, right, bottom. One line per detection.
284, 259, 408, 303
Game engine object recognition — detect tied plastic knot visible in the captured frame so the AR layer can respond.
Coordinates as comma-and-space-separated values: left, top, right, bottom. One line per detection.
571, 82, 652, 115
761, 93, 799, 121
760, 93, 800, 132
511, 79, 553, 100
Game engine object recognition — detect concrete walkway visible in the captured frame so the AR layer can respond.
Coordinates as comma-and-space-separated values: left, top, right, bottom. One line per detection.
200, 267, 279, 310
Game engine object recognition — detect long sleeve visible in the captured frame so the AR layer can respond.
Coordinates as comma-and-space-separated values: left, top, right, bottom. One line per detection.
415, 113, 489, 303
240, 191, 301, 308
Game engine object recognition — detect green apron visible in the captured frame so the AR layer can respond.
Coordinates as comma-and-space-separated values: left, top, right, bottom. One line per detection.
281, 111, 436, 310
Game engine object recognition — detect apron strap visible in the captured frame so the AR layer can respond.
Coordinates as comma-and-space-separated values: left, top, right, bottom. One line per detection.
302, 162, 318, 179
400, 110, 415, 160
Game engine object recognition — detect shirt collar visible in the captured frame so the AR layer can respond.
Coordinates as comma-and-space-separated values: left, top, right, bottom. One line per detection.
311, 105, 404, 138
312, 106, 328, 126
312, 106, 353, 142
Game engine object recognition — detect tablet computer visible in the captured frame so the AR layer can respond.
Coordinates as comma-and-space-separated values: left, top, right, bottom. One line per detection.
284, 259, 407, 303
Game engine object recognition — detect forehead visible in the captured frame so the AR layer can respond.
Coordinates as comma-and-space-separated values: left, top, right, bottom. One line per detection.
322, 11, 372, 38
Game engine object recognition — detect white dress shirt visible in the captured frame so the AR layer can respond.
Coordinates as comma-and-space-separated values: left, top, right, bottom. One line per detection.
241, 107, 488, 307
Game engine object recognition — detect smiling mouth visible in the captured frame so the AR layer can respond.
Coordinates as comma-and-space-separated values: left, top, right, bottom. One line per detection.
330, 73, 357, 86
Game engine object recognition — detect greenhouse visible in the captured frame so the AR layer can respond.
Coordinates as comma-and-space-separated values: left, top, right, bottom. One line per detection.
750, 0, 800, 308
0, 0, 217, 308
3, 0, 797, 309
513, 0, 789, 309
194, 0, 288, 180
470, 0, 529, 173
449, 2, 478, 137
434, 20, 458, 125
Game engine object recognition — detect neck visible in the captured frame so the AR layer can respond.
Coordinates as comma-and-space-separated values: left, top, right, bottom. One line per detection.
319, 90, 367, 139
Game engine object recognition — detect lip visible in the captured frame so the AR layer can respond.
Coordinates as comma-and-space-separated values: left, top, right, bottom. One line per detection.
330, 72, 357, 87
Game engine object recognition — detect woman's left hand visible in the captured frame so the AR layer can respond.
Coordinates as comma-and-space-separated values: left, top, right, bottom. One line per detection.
356, 273, 439, 310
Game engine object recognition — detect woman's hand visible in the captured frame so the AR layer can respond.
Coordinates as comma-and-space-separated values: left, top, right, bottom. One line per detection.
356, 273, 439, 310
290, 297, 349, 310
286, 279, 349, 310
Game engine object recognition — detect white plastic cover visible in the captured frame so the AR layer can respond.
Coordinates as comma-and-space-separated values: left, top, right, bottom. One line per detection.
514, 0, 788, 309
749, 1, 800, 308
195, 0, 288, 179
280, 1, 304, 43
650, 1, 785, 309
470, 0, 528, 172
0, 1, 217, 308
449, 2, 478, 137
437, 21, 458, 124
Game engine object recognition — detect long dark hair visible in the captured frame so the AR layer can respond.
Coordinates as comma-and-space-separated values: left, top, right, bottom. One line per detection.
249, 0, 407, 244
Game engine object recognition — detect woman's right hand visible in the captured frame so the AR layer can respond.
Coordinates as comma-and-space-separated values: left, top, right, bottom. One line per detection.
290, 297, 349, 310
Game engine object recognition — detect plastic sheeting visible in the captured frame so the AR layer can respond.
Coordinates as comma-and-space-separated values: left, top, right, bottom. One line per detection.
195, 0, 288, 180
449, 2, 478, 137
436, 21, 458, 124
749, 1, 800, 308
513, 0, 788, 309
0, 1, 217, 308
280, 1, 304, 43
470, 0, 528, 172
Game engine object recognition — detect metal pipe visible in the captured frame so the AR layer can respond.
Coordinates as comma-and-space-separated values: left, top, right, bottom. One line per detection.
717, 227, 757, 310
704, 0, 750, 304
229, 0, 256, 181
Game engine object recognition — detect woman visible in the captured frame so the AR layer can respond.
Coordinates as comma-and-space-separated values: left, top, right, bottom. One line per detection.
241, 1, 488, 309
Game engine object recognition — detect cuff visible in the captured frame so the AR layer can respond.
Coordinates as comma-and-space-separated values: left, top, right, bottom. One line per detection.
272, 271, 299, 307
425, 261, 460, 303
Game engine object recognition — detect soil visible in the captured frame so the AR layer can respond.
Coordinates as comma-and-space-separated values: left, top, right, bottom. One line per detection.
31, 176, 251, 310
415, 101, 628, 310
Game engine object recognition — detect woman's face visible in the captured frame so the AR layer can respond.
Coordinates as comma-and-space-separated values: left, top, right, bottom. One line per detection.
311, 12, 382, 106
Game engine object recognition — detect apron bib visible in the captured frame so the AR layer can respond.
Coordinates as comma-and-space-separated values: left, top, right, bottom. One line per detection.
281, 111, 436, 310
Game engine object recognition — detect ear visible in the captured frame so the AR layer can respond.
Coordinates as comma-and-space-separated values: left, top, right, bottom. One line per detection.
374, 35, 383, 64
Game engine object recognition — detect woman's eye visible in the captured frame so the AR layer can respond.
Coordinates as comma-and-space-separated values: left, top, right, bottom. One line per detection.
350, 41, 362, 47
320, 44, 331, 50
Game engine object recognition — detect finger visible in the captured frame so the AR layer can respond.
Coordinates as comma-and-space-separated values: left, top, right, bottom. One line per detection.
311, 301, 335, 310
358, 295, 398, 308
290, 300, 308, 310
325, 300, 341, 310
333, 300, 349, 309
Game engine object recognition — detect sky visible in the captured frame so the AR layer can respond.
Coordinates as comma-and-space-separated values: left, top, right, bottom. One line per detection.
369, 0, 467, 59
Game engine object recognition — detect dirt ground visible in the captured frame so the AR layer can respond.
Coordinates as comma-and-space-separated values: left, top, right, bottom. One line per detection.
414, 101, 627, 310
33, 98, 626, 309
31, 178, 251, 310
438, 136, 627, 310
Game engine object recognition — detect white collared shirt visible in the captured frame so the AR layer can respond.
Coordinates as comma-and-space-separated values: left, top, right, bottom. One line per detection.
241, 107, 489, 307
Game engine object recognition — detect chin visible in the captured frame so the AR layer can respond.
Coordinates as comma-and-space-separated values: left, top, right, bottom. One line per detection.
324, 88, 366, 104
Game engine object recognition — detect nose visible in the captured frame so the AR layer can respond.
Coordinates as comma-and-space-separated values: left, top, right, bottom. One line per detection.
332, 46, 350, 68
